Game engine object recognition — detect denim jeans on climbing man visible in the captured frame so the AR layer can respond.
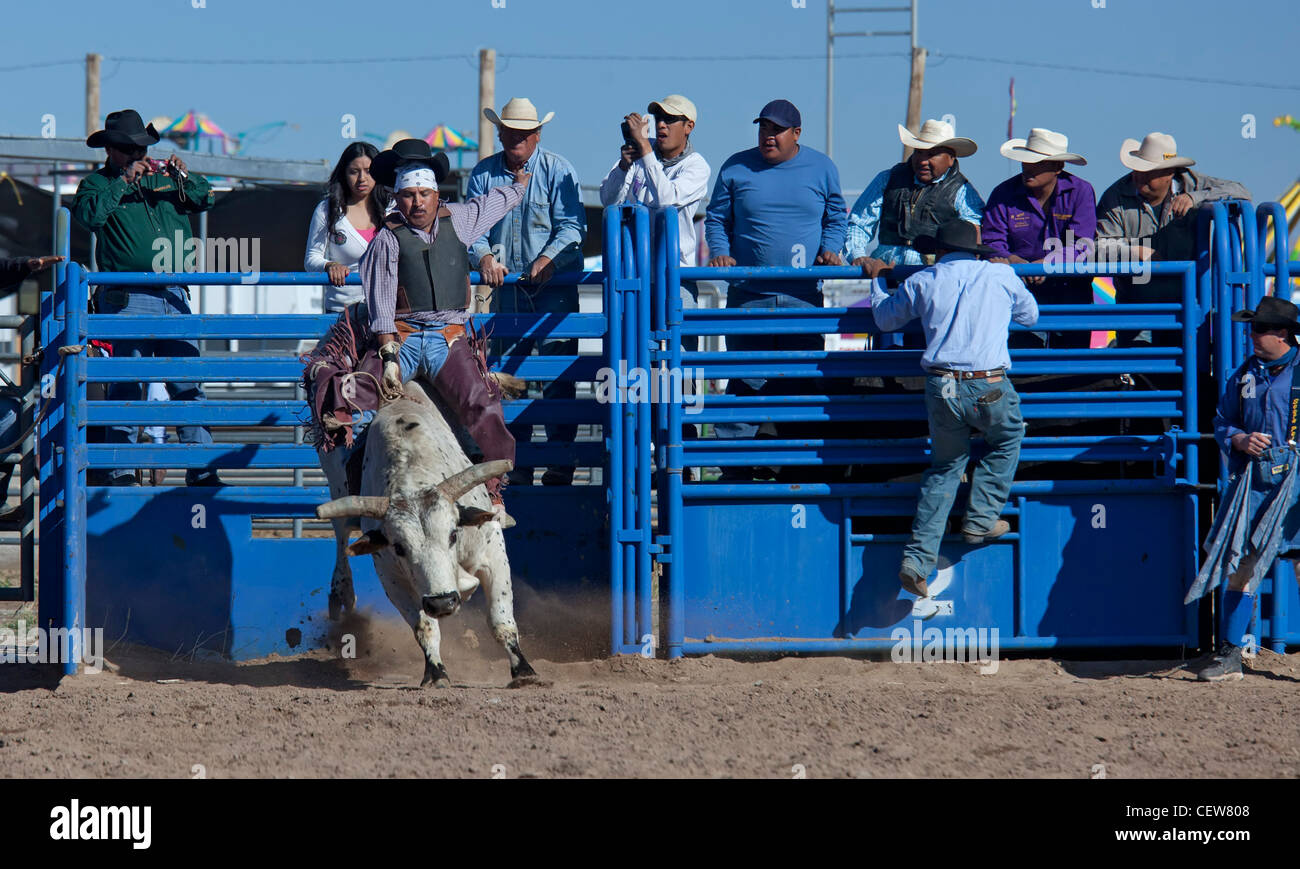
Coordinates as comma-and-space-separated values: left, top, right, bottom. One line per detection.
902, 374, 1024, 580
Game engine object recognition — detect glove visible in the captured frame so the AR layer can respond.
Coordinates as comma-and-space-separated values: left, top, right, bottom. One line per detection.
379, 341, 403, 401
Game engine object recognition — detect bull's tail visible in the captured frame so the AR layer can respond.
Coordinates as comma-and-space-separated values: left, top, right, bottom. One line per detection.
489, 371, 526, 400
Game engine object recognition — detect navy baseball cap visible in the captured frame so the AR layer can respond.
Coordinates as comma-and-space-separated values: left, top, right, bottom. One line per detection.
753, 99, 801, 128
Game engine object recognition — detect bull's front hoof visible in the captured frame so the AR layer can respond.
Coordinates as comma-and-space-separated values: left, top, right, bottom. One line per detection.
421, 662, 451, 688
507, 674, 548, 689
328, 592, 345, 621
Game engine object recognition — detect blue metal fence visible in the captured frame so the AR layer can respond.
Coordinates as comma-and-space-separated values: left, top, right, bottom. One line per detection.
639, 199, 1279, 657
33, 199, 1300, 672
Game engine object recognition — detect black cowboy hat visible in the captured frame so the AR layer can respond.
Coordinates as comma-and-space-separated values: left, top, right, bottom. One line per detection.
1231, 295, 1300, 332
913, 220, 998, 257
370, 139, 451, 188
86, 109, 161, 149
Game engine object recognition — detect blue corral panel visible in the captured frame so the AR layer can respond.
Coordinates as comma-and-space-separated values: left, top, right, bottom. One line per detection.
503, 486, 610, 596
1018, 496, 1196, 644
844, 542, 1015, 640
84, 485, 609, 661
678, 493, 1198, 649
680, 499, 845, 639
84, 487, 386, 659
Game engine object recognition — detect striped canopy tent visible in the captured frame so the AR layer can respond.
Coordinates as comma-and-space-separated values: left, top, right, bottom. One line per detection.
156, 110, 235, 154
423, 124, 478, 168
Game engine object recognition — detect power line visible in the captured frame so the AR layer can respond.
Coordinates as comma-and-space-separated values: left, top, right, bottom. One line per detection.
933, 51, 1300, 93
0, 59, 82, 73
1, 50, 1296, 93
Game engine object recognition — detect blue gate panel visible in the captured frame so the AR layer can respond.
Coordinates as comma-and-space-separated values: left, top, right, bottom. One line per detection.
83, 487, 386, 659
1019, 495, 1195, 643
845, 542, 1015, 640
501, 486, 610, 596
677, 494, 1198, 649
680, 499, 844, 639
83, 485, 609, 661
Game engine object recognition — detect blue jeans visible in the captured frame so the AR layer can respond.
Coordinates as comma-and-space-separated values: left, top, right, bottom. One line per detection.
397, 323, 452, 383
344, 323, 452, 441
94, 286, 215, 484
902, 374, 1024, 579
714, 286, 822, 441
491, 283, 579, 474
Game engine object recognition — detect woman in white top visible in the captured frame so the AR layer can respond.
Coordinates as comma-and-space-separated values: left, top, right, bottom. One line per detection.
305, 142, 389, 312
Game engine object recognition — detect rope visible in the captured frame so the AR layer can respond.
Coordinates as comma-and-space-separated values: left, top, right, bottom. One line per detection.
0, 345, 83, 458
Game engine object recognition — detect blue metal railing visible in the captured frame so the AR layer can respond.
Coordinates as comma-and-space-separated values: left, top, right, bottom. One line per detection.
649, 203, 1223, 658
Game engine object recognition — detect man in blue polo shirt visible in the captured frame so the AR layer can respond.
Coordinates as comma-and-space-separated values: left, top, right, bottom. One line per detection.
704, 99, 847, 479
869, 221, 1038, 597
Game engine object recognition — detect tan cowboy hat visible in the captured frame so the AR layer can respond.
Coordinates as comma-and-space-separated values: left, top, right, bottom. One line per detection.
648, 94, 697, 123
897, 119, 977, 157
1000, 128, 1086, 165
483, 97, 554, 131
1119, 132, 1195, 171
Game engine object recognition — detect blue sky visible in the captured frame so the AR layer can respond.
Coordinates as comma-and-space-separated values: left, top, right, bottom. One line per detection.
2, 0, 1298, 203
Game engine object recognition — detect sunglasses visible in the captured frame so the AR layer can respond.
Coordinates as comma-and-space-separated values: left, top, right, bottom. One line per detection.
652, 112, 688, 125
1251, 323, 1286, 335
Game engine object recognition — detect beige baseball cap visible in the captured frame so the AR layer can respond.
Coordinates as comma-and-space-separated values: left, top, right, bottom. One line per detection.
648, 94, 697, 123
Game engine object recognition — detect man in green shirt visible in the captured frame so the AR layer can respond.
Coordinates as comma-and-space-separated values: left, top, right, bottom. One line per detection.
72, 109, 221, 486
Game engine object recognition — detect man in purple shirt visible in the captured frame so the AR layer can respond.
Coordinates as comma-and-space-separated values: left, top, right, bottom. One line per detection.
982, 128, 1097, 349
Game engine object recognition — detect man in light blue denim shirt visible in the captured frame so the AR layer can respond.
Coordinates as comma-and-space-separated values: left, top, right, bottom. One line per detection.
466, 98, 586, 486
870, 221, 1038, 599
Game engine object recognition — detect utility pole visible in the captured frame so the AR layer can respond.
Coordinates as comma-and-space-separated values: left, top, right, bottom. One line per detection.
825, 0, 918, 160
478, 49, 495, 164
85, 53, 101, 138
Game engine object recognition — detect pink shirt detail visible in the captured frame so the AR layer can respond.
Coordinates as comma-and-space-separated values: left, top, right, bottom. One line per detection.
356, 227, 377, 243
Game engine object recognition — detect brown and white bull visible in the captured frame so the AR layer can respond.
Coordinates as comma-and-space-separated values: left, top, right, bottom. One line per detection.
315, 381, 538, 687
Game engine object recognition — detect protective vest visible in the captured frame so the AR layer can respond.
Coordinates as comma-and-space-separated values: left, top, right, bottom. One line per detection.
388, 211, 471, 314
878, 160, 970, 248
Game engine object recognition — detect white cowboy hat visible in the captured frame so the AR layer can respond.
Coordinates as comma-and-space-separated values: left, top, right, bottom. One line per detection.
1119, 132, 1195, 171
483, 97, 554, 131
897, 119, 977, 157
1000, 128, 1086, 165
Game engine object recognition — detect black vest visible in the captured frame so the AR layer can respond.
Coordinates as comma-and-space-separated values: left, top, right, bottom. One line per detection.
388, 212, 471, 315
878, 160, 970, 248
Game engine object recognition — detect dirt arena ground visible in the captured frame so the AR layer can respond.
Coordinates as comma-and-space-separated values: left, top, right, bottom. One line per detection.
2, 594, 1299, 779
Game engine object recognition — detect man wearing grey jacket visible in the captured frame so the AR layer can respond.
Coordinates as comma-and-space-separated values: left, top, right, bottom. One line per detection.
1096, 132, 1250, 345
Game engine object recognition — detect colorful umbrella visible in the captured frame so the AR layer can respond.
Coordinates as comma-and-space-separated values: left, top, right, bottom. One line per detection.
424, 124, 478, 168
157, 110, 234, 153
424, 124, 477, 151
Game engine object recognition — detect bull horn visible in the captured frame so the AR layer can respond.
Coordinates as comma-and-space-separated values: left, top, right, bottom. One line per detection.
316, 495, 390, 520
436, 460, 514, 503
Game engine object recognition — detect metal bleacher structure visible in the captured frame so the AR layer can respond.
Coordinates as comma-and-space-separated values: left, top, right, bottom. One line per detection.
25, 198, 1300, 675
